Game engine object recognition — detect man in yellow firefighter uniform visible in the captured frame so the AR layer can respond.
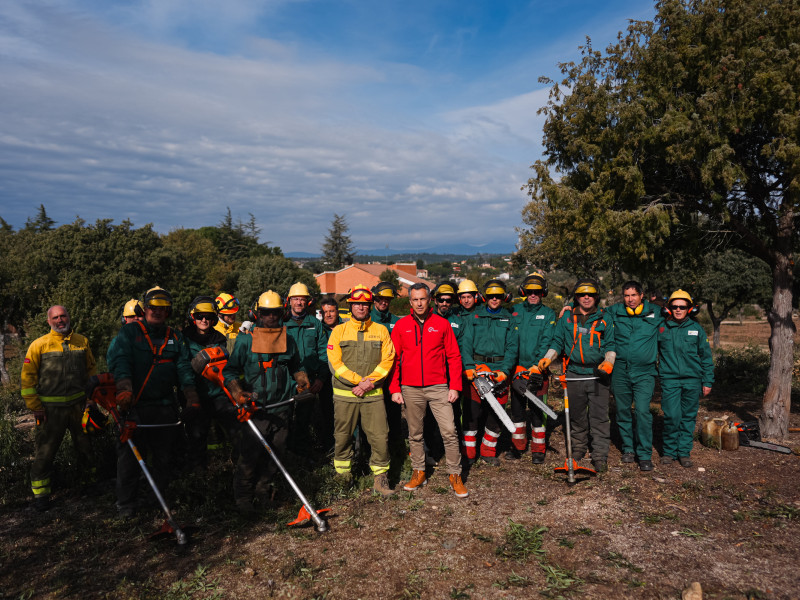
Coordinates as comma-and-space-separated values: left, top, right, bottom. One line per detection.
21, 305, 97, 511
214, 292, 243, 352
327, 284, 397, 495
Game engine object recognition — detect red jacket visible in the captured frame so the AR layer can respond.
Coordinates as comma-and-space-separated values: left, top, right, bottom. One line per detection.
389, 312, 463, 394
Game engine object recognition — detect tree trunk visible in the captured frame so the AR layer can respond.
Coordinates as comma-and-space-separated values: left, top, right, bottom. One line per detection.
706, 301, 722, 349
761, 250, 794, 440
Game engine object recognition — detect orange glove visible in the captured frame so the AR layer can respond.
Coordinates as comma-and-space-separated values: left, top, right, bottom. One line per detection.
294, 371, 311, 393
237, 403, 257, 422
492, 371, 507, 383
528, 365, 541, 375
226, 379, 252, 405
537, 357, 552, 372
465, 369, 476, 381
597, 361, 613, 375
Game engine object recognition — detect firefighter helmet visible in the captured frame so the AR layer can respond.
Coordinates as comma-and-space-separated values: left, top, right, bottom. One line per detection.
347, 284, 374, 304
215, 292, 240, 315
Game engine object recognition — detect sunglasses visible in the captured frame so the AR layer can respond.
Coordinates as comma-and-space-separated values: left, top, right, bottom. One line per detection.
670, 304, 690, 311
576, 293, 595, 298
194, 313, 215, 321
486, 294, 505, 300
258, 308, 282, 316
436, 297, 454, 304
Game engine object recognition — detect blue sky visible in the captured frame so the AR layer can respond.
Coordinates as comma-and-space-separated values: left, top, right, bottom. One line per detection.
0, 0, 655, 253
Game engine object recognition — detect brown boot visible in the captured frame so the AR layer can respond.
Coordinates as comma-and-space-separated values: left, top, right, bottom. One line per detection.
373, 473, 396, 496
403, 470, 427, 491
449, 473, 469, 498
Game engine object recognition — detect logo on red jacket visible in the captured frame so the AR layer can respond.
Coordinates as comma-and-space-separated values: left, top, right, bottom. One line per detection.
427, 326, 438, 333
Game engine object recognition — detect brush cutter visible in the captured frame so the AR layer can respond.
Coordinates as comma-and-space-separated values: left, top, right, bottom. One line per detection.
552, 374, 598, 482
192, 347, 330, 532
472, 367, 515, 433
86, 373, 188, 546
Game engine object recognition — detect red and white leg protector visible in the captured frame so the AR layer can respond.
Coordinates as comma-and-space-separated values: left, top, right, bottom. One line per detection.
511, 422, 528, 452
530, 426, 546, 456
463, 430, 478, 460
480, 428, 501, 458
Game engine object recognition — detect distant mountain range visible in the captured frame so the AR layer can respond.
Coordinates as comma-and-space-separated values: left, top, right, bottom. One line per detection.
285, 242, 516, 259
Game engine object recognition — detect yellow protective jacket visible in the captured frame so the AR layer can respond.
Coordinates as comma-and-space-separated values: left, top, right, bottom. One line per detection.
214, 319, 242, 340
21, 329, 97, 411
327, 317, 395, 401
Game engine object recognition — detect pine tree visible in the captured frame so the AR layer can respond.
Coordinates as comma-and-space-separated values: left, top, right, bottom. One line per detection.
321, 214, 355, 270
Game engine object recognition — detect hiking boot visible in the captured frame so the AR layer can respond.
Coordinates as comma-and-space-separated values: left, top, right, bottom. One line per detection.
678, 456, 694, 468
592, 460, 608, 473
621, 452, 635, 464
117, 504, 135, 519
504, 449, 520, 460
33, 496, 50, 513
373, 473, 396, 496
403, 470, 427, 491
531, 452, 545, 465
449, 473, 469, 498
638, 459, 654, 472
660, 456, 674, 466
235, 497, 257, 516
481, 456, 500, 467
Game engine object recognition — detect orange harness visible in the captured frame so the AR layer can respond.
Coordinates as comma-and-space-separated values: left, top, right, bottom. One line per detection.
134, 321, 174, 403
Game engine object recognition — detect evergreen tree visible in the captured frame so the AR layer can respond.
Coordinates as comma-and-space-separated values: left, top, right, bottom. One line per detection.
321, 214, 355, 270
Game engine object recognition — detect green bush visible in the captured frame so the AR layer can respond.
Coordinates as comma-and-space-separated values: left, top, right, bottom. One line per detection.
713, 345, 771, 395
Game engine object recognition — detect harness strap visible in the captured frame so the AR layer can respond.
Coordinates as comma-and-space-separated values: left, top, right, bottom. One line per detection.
134, 321, 173, 404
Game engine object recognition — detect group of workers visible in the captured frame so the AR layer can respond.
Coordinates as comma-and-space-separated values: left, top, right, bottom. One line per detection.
20, 274, 714, 516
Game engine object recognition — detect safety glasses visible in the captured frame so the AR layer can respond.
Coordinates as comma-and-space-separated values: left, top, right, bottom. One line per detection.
349, 289, 373, 303
258, 308, 282, 316
670, 304, 689, 311
486, 294, 505, 301
220, 298, 239, 310
194, 313, 215, 321
435, 296, 454, 304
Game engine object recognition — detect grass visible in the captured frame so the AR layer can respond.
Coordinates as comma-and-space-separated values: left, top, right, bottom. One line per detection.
164, 565, 223, 600
642, 511, 679, 525
495, 520, 547, 561
602, 551, 643, 573
540, 562, 584, 597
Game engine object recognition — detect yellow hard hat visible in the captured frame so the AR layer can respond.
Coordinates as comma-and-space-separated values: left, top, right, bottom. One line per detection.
521, 274, 546, 295
255, 291, 283, 310
143, 286, 172, 308
433, 281, 457, 297
347, 284, 374, 303
189, 297, 217, 315
573, 279, 599, 296
215, 292, 240, 314
483, 279, 507, 296
667, 289, 693, 305
457, 280, 478, 295
287, 282, 311, 298
371, 282, 397, 298
122, 299, 143, 318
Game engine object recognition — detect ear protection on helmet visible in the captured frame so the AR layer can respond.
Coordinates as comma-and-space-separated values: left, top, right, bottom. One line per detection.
519, 274, 548, 298
482, 279, 512, 304
625, 304, 644, 316
187, 295, 219, 326
662, 289, 700, 319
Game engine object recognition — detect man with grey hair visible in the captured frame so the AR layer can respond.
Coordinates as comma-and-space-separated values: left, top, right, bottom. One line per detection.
389, 283, 468, 497
21, 305, 97, 511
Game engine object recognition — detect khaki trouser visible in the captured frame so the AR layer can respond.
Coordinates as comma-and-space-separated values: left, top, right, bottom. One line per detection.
402, 384, 461, 475
333, 398, 389, 475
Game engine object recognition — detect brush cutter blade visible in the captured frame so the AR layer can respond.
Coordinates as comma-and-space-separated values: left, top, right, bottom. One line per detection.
287, 505, 331, 527
149, 519, 188, 545
553, 459, 596, 476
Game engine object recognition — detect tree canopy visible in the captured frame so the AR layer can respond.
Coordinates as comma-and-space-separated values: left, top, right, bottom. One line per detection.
520, 0, 800, 437
321, 214, 355, 270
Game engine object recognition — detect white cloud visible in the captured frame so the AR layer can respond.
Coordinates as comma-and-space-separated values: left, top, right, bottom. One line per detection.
0, 1, 544, 253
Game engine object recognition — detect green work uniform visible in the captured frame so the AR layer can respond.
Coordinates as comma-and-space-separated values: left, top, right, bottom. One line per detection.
549, 308, 616, 462
605, 300, 663, 461
370, 307, 400, 331
658, 318, 714, 459
285, 313, 329, 455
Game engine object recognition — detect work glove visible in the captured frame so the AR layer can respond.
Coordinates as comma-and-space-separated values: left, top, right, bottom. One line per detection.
594, 361, 613, 383
465, 369, 476, 381
226, 379, 252, 405
492, 371, 507, 383
115, 378, 134, 411
33, 409, 46, 426
239, 321, 253, 333
182, 386, 201, 420
294, 371, 311, 393
236, 403, 257, 423
537, 357, 552, 372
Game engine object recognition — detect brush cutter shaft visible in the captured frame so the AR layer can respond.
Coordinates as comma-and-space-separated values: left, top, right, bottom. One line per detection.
126, 438, 187, 544
245, 419, 328, 532
522, 389, 558, 420
473, 376, 516, 433
563, 377, 599, 382
562, 385, 575, 483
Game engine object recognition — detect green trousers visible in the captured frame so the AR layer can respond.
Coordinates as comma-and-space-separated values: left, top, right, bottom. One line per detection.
31, 402, 93, 499
612, 367, 656, 460
333, 398, 389, 475
660, 379, 700, 459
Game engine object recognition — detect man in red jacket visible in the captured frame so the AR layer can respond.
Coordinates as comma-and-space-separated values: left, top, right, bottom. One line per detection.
389, 283, 468, 497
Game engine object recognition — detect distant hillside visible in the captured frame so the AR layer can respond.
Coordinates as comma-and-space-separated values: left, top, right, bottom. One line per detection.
286, 241, 515, 260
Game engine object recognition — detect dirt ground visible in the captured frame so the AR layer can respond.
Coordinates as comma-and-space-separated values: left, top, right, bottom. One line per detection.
1, 323, 799, 600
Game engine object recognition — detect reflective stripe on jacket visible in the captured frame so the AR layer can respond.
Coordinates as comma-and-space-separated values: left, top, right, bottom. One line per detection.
21, 330, 97, 410
327, 318, 395, 401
